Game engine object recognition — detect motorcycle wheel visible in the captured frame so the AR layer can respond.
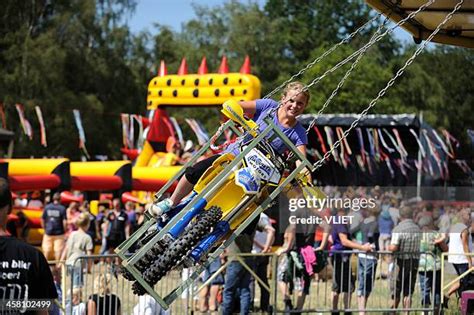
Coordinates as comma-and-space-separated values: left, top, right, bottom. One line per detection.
134, 206, 222, 294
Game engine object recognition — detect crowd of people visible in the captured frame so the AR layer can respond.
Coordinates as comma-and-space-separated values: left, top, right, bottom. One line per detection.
2, 179, 473, 315
186, 186, 473, 315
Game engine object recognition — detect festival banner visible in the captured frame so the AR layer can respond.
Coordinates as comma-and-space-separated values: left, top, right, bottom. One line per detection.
35, 106, 47, 147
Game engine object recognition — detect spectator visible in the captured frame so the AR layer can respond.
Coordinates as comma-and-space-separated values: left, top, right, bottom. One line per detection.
71, 287, 86, 315
437, 205, 452, 235
81, 202, 98, 244
135, 203, 146, 230
198, 257, 224, 314
378, 195, 394, 252
87, 274, 121, 315
49, 265, 62, 315
378, 196, 395, 279
418, 216, 446, 315
446, 208, 473, 301
221, 222, 258, 315
275, 225, 295, 312
250, 212, 275, 312
284, 205, 322, 313
0, 178, 58, 315
28, 190, 44, 208
132, 293, 170, 315
105, 198, 130, 253
330, 207, 372, 315
96, 203, 108, 254
16, 209, 30, 242
66, 202, 81, 234
388, 206, 421, 314
41, 192, 68, 261
60, 213, 94, 288
415, 203, 434, 224
356, 207, 378, 315
125, 201, 137, 234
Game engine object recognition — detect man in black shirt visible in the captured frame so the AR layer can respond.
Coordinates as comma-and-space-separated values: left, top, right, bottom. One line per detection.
0, 178, 58, 314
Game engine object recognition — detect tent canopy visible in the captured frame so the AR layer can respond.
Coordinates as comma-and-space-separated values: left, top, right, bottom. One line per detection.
366, 0, 474, 48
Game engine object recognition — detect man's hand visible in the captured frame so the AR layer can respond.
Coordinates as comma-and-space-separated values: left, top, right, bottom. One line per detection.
361, 243, 373, 252
275, 247, 286, 256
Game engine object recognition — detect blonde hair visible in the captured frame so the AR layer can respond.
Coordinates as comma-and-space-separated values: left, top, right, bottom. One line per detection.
72, 287, 83, 301
75, 212, 90, 229
94, 274, 112, 296
282, 81, 311, 104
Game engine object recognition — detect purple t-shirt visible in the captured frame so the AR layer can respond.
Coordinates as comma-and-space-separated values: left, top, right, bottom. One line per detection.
330, 221, 350, 253
226, 99, 308, 155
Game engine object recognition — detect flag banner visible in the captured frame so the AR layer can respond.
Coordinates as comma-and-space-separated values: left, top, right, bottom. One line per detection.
442, 129, 459, 158
409, 129, 426, 158
170, 117, 184, 147
132, 114, 144, 150
73, 109, 90, 159
0, 103, 6, 129
431, 129, 452, 158
383, 129, 402, 157
372, 128, 380, 161
121, 113, 131, 148
313, 126, 327, 154
35, 106, 47, 147
324, 126, 339, 164
15, 104, 33, 140
378, 128, 395, 153
392, 129, 408, 158
355, 128, 366, 167
366, 128, 375, 158
335, 127, 347, 169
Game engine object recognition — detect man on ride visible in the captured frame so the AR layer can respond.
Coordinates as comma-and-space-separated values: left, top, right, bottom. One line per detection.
149, 81, 310, 217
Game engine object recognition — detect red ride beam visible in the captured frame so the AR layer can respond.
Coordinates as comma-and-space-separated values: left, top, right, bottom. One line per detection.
132, 179, 177, 192
71, 176, 123, 191
9, 175, 61, 191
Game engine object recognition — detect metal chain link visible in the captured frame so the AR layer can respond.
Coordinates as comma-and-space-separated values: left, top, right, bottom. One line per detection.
266, 0, 435, 121
302, 0, 436, 95
264, 12, 383, 100
310, 0, 464, 174
226, 0, 437, 156
304, 13, 392, 133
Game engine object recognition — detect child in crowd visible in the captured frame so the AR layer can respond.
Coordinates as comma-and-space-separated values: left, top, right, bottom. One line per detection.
60, 213, 94, 288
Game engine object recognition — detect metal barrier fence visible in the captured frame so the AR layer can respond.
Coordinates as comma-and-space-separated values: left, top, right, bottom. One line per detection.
271, 250, 437, 314
53, 250, 444, 314
441, 252, 474, 307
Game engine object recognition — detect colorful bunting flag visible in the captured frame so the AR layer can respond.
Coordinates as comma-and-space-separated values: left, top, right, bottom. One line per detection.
15, 104, 33, 140
34, 106, 47, 147
73, 109, 90, 159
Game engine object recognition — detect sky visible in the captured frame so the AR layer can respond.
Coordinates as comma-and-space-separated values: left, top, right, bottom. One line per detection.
128, 0, 265, 33
128, 0, 412, 43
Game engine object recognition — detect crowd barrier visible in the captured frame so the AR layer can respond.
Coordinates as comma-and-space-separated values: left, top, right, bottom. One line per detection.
48, 250, 469, 314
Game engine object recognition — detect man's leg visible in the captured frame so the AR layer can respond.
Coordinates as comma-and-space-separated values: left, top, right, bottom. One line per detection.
198, 285, 209, 312
239, 263, 252, 315
42, 234, 54, 261
256, 257, 270, 311
222, 261, 242, 315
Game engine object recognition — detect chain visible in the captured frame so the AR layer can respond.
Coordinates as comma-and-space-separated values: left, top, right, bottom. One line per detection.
304, 13, 392, 133
263, 12, 382, 100
310, 0, 464, 174
264, 0, 435, 122
302, 0, 436, 95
